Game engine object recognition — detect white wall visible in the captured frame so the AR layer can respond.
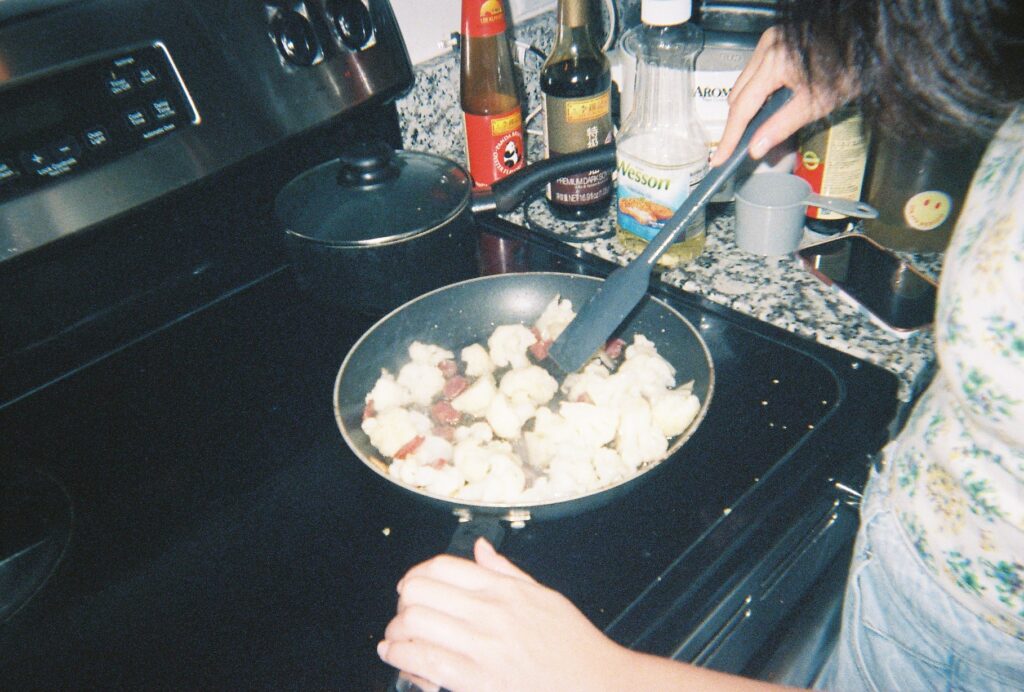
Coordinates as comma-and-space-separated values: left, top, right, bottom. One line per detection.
389, 0, 556, 64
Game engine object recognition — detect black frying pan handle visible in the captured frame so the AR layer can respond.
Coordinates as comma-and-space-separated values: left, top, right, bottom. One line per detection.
447, 515, 506, 557
389, 517, 506, 692
471, 144, 617, 215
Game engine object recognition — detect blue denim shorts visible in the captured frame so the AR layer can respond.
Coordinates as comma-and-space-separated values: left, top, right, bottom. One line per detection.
817, 462, 1024, 691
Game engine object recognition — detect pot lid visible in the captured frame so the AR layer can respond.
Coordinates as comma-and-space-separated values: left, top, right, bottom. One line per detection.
275, 141, 471, 246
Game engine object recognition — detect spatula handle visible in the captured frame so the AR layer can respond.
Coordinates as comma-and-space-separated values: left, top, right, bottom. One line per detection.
637, 87, 795, 268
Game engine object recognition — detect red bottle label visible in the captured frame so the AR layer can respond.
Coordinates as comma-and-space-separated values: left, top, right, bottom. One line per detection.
464, 109, 525, 187
462, 0, 507, 38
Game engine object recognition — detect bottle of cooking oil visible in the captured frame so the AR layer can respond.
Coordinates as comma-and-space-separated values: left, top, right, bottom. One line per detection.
616, 0, 708, 267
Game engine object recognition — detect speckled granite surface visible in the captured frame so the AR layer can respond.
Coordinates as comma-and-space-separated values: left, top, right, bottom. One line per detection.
393, 8, 940, 404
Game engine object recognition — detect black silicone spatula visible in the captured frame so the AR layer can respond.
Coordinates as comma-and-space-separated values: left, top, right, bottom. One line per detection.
547, 87, 795, 374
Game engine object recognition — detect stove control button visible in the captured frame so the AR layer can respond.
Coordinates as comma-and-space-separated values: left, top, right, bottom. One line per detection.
105, 72, 133, 97
328, 0, 373, 51
0, 159, 21, 185
150, 97, 177, 121
271, 9, 321, 66
136, 66, 160, 87
19, 147, 52, 176
84, 126, 111, 149
124, 108, 150, 130
50, 136, 81, 162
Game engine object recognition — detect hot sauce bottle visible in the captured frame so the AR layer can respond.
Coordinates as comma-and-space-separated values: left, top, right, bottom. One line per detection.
460, 0, 526, 188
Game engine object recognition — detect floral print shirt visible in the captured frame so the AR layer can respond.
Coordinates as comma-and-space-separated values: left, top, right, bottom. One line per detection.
888, 106, 1024, 639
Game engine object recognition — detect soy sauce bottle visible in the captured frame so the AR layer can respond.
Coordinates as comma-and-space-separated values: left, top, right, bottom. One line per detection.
461, 0, 526, 187
540, 0, 614, 220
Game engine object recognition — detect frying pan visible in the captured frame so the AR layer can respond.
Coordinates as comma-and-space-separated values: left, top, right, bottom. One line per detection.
332, 272, 714, 531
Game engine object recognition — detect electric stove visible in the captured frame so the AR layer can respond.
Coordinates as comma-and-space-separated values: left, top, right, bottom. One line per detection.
0, 1, 899, 688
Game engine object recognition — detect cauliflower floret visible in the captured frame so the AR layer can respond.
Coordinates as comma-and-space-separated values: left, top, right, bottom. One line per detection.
650, 387, 701, 438
519, 475, 552, 502
534, 295, 576, 341
485, 392, 535, 440
461, 343, 495, 378
453, 421, 494, 444
559, 400, 618, 448
408, 341, 454, 366
456, 447, 526, 503
561, 360, 623, 407
547, 447, 600, 494
615, 335, 676, 400
363, 407, 431, 458
365, 369, 410, 413
408, 434, 454, 467
593, 447, 630, 485
389, 457, 465, 496
397, 361, 445, 406
452, 439, 491, 483
388, 457, 418, 485
616, 396, 668, 469
523, 407, 568, 470
451, 374, 497, 417
499, 365, 559, 406
421, 464, 465, 496
488, 324, 537, 370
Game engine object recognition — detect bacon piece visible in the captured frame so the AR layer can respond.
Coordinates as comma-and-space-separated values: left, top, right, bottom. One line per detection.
430, 400, 461, 426
576, 393, 594, 404
362, 400, 376, 420
529, 338, 552, 361
430, 458, 447, 470
393, 435, 425, 460
438, 359, 459, 378
433, 425, 456, 442
604, 337, 626, 360
443, 375, 469, 400
529, 325, 552, 360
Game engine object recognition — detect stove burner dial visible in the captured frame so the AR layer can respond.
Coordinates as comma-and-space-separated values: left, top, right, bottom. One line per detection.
270, 9, 322, 66
328, 0, 373, 51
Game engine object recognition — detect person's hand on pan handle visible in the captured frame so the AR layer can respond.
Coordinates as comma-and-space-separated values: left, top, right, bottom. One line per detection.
379, 538, 624, 691
709, 27, 846, 167
378, 538, 783, 692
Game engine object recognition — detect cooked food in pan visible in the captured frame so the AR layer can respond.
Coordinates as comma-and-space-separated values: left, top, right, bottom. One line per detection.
359, 296, 701, 503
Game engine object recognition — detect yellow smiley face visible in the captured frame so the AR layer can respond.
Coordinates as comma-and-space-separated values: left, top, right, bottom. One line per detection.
904, 190, 952, 231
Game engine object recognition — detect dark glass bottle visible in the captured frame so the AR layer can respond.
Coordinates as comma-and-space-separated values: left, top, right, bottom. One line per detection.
540, 0, 614, 220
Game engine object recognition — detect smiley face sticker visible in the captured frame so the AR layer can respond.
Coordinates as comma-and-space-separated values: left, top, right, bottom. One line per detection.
904, 190, 952, 231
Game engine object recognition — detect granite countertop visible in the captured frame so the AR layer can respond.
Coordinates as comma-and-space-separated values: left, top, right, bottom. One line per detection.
394, 11, 940, 404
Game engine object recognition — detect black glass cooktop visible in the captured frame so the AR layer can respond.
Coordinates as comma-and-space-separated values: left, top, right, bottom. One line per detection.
0, 218, 897, 689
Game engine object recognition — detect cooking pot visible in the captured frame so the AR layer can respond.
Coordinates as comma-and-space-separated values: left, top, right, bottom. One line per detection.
275, 142, 616, 315
333, 272, 714, 532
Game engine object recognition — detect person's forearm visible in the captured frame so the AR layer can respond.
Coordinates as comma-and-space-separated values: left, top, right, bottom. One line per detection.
606, 645, 794, 692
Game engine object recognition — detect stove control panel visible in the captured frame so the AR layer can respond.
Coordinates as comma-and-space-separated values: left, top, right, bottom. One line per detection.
0, 44, 199, 202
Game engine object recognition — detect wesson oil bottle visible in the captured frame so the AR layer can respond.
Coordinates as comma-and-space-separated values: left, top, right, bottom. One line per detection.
541, 0, 614, 220
615, 0, 709, 267
460, 0, 526, 187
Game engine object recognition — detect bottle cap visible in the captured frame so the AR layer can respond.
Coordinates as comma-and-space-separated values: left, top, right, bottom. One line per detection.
641, 0, 692, 25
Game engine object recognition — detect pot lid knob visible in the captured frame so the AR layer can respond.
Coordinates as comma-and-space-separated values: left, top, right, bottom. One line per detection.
336, 140, 400, 187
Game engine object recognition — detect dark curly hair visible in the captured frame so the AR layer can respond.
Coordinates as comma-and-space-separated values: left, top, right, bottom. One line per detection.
779, 0, 1024, 143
